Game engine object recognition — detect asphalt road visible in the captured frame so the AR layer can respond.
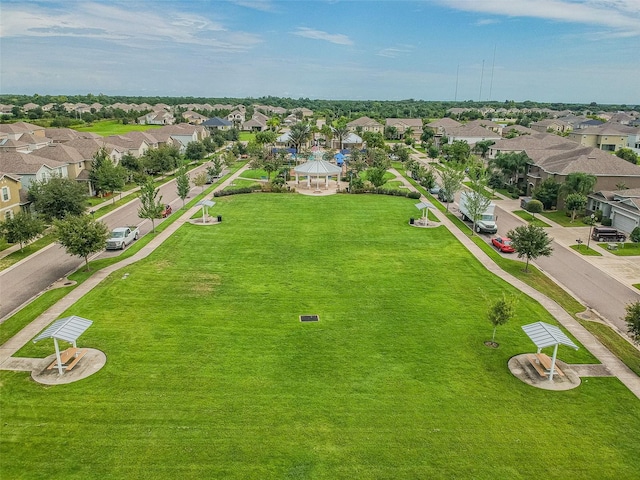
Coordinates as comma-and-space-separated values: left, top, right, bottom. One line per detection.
493, 205, 640, 332
0, 165, 209, 320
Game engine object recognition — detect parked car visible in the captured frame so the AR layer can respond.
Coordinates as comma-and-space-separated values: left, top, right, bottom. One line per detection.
106, 226, 139, 250
520, 197, 533, 209
491, 236, 515, 253
161, 204, 172, 218
591, 226, 626, 242
429, 184, 441, 194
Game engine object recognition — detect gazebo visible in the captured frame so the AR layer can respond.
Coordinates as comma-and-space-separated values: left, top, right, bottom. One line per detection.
33, 315, 93, 375
294, 158, 342, 190
522, 321, 578, 381
415, 201, 435, 225
195, 199, 216, 223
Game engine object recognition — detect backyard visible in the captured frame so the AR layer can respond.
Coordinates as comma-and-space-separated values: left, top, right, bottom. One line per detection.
1, 194, 639, 479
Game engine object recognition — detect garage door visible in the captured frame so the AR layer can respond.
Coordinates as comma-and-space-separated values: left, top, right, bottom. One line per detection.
612, 211, 638, 234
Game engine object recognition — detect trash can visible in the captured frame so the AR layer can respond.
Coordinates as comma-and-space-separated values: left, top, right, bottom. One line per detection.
409, 217, 415, 225
217, 215, 222, 223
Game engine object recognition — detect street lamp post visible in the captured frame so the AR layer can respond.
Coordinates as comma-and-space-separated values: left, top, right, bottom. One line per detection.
586, 213, 596, 251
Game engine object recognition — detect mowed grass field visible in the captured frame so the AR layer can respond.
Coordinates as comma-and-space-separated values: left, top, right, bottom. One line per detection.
73, 120, 162, 136
2, 194, 639, 479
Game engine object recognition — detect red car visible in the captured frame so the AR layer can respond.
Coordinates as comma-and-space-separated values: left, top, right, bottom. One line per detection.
161, 204, 172, 218
492, 236, 515, 253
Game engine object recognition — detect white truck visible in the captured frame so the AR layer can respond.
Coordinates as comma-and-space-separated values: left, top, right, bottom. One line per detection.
459, 192, 498, 234
106, 226, 139, 250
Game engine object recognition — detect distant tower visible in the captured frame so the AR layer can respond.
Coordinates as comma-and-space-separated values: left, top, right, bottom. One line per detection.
489, 45, 497, 101
479, 60, 485, 102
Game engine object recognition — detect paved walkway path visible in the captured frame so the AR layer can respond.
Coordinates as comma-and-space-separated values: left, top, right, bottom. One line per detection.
2, 165, 639, 399
389, 168, 640, 399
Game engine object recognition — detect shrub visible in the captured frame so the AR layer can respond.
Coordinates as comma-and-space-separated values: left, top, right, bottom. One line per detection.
602, 218, 612, 226
630, 227, 640, 243
407, 191, 421, 199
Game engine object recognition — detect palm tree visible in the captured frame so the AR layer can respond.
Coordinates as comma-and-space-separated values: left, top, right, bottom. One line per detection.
332, 125, 350, 151
403, 127, 415, 144
288, 123, 311, 154
267, 116, 280, 132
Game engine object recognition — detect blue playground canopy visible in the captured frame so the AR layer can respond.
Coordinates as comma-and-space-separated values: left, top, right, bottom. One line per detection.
334, 152, 345, 165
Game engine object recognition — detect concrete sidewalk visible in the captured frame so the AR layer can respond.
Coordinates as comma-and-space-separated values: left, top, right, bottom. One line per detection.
389, 168, 640, 399
0, 164, 248, 366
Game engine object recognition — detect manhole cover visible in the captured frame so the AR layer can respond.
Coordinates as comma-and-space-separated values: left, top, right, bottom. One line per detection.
299, 315, 319, 322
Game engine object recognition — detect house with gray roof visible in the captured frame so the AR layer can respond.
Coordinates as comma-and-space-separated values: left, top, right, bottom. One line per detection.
444, 124, 500, 146
202, 117, 233, 131
0, 151, 69, 189
587, 188, 640, 234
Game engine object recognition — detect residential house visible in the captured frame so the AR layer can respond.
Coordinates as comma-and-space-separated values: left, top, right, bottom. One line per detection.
443, 124, 500, 147
530, 119, 571, 134
242, 111, 269, 131
15, 133, 51, 152
567, 123, 639, 152
0, 122, 46, 140
182, 111, 208, 125
347, 116, 383, 134
292, 107, 313, 118
425, 118, 462, 137
227, 110, 246, 127
0, 151, 69, 190
465, 119, 503, 136
587, 188, 640, 234
525, 146, 640, 203
33, 144, 87, 181
137, 110, 175, 125
501, 124, 535, 137
105, 134, 152, 158
22, 103, 40, 112
0, 138, 31, 154
385, 118, 423, 141
0, 172, 23, 220
202, 117, 233, 132
44, 127, 82, 143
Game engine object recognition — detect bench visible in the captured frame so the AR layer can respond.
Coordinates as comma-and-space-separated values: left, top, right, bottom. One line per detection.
527, 354, 547, 377
47, 347, 78, 370
65, 349, 87, 371
535, 353, 565, 377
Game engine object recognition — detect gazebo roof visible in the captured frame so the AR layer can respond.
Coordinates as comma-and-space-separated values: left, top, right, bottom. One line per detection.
294, 159, 342, 175
195, 199, 215, 207
33, 316, 93, 344
415, 201, 435, 211
521, 322, 578, 350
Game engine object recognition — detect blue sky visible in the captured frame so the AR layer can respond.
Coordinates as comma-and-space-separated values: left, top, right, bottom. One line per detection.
1, 0, 639, 104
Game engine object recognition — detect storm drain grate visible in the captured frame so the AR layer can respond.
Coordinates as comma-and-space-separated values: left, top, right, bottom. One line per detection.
299, 315, 319, 322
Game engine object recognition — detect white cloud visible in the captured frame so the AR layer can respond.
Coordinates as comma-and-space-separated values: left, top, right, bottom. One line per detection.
0, 2, 262, 51
376, 45, 414, 58
475, 18, 500, 26
291, 27, 354, 45
231, 0, 275, 12
440, 0, 640, 35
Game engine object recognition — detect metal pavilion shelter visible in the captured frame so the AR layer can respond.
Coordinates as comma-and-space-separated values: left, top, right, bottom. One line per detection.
415, 201, 435, 225
522, 321, 578, 381
33, 316, 93, 375
293, 158, 342, 190
195, 199, 216, 223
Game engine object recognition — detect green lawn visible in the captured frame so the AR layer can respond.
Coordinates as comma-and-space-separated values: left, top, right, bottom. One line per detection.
513, 210, 551, 227
598, 242, 640, 256
238, 131, 256, 142
2, 194, 639, 479
570, 245, 603, 256
73, 120, 162, 136
539, 210, 592, 227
